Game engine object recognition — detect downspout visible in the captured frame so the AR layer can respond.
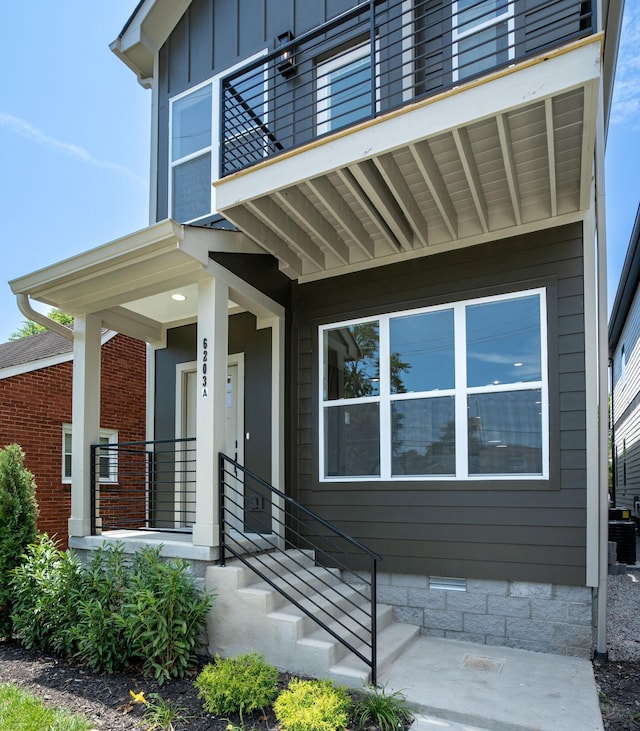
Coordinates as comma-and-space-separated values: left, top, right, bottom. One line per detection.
594, 61, 609, 663
16, 294, 74, 341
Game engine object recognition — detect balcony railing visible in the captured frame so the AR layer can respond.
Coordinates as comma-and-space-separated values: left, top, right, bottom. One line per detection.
90, 438, 196, 534
220, 0, 593, 177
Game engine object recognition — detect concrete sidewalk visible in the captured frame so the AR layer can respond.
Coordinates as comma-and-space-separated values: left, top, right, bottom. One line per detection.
380, 636, 603, 731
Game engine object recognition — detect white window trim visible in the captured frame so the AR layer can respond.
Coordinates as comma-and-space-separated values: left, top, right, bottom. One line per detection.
319, 288, 549, 482
316, 41, 380, 136
62, 425, 119, 484
168, 49, 268, 224
452, 0, 515, 83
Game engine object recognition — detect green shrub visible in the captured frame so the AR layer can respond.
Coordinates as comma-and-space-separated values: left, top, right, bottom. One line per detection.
10, 535, 82, 653
274, 678, 351, 731
352, 684, 412, 731
195, 653, 279, 717
119, 546, 214, 683
69, 543, 133, 673
11, 540, 213, 682
0, 444, 38, 638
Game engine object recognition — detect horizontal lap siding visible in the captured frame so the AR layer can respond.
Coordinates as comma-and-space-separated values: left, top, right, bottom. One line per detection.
292, 224, 587, 585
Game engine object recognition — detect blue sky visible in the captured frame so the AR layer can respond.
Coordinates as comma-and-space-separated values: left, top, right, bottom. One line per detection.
1, 1, 639, 344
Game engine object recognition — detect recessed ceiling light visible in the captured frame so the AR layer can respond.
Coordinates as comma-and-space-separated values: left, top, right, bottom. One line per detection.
514, 362, 523, 367
171, 293, 186, 302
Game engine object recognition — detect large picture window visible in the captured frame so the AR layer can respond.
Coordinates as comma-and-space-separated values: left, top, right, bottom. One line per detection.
319, 289, 548, 481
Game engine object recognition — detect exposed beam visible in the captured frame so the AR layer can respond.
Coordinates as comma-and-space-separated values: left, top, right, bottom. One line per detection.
275, 187, 350, 264
350, 159, 414, 251
496, 113, 522, 226
410, 139, 458, 240
246, 197, 326, 271
544, 98, 558, 218
580, 81, 598, 212
222, 205, 302, 278
306, 176, 375, 259
373, 153, 429, 248
336, 168, 402, 252
452, 127, 489, 233
95, 306, 164, 345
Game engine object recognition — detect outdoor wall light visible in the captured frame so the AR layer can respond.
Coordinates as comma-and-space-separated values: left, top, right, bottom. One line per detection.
277, 31, 296, 78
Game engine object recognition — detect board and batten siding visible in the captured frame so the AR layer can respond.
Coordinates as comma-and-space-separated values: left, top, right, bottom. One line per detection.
292, 223, 587, 585
155, 0, 357, 220
611, 280, 640, 515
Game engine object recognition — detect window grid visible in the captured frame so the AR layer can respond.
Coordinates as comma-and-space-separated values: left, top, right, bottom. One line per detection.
319, 288, 548, 482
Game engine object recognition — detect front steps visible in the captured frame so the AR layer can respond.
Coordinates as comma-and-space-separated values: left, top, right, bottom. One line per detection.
206, 549, 419, 686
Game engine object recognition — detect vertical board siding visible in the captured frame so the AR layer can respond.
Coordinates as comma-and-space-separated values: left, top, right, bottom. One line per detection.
293, 223, 587, 584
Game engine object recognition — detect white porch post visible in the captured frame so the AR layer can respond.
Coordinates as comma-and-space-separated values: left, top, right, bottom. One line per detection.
193, 276, 229, 548
68, 314, 102, 538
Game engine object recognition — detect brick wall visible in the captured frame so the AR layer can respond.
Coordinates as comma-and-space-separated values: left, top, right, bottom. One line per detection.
0, 334, 146, 548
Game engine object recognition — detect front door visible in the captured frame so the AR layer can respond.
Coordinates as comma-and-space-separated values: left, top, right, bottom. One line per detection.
177, 355, 245, 530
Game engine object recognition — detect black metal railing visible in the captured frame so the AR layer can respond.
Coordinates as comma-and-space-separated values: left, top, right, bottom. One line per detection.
220, 0, 593, 177
90, 438, 196, 534
219, 452, 382, 684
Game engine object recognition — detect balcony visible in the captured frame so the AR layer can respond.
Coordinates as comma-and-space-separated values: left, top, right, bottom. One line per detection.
214, 0, 600, 280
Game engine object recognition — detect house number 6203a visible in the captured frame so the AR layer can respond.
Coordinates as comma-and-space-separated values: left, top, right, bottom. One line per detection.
201, 338, 209, 397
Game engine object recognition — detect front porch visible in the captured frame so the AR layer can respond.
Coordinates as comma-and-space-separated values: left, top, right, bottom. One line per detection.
9, 220, 286, 558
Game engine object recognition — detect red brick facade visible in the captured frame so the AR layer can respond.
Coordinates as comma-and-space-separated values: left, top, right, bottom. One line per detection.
0, 334, 146, 548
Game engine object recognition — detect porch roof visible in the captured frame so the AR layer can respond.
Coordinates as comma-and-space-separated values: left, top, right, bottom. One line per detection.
9, 220, 265, 344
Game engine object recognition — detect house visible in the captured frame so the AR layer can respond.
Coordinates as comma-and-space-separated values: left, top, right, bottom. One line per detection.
609, 204, 640, 521
0, 329, 146, 548
8, 0, 623, 679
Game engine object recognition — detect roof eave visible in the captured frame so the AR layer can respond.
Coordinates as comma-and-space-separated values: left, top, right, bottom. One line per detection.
111, 0, 192, 82
608, 203, 640, 355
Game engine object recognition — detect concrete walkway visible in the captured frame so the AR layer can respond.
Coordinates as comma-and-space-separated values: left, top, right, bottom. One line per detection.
380, 636, 603, 731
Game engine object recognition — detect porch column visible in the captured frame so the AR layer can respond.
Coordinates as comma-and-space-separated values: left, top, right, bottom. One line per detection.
193, 276, 229, 548
68, 314, 102, 537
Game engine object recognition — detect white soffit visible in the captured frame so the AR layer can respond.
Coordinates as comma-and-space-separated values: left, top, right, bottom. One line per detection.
9, 221, 263, 342
215, 37, 602, 281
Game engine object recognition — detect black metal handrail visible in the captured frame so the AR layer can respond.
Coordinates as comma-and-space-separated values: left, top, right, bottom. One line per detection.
219, 452, 382, 684
220, 0, 594, 177
90, 437, 196, 534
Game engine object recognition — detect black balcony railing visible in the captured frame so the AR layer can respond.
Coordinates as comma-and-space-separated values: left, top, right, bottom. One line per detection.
220, 0, 593, 177
90, 438, 196, 534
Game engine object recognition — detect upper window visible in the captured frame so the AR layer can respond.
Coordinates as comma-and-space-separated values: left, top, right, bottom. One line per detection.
63, 426, 118, 484
169, 52, 267, 223
452, 0, 515, 82
319, 289, 548, 481
317, 43, 373, 135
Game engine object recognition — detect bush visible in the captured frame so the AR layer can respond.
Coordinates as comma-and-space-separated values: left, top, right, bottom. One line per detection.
274, 678, 351, 731
195, 653, 279, 717
11, 540, 213, 682
10, 535, 82, 653
352, 684, 412, 731
0, 444, 38, 638
120, 546, 214, 682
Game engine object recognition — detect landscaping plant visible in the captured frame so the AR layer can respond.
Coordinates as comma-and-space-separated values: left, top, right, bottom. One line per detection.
10, 534, 82, 653
10, 540, 213, 682
273, 678, 351, 731
353, 684, 413, 731
195, 652, 279, 722
0, 443, 38, 638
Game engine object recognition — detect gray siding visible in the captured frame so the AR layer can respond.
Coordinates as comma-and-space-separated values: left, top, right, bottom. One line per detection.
156, 0, 355, 220
611, 281, 640, 515
292, 223, 587, 585
154, 314, 272, 483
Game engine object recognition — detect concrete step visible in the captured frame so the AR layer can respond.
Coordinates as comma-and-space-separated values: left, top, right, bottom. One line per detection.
330, 621, 421, 685
206, 548, 422, 688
